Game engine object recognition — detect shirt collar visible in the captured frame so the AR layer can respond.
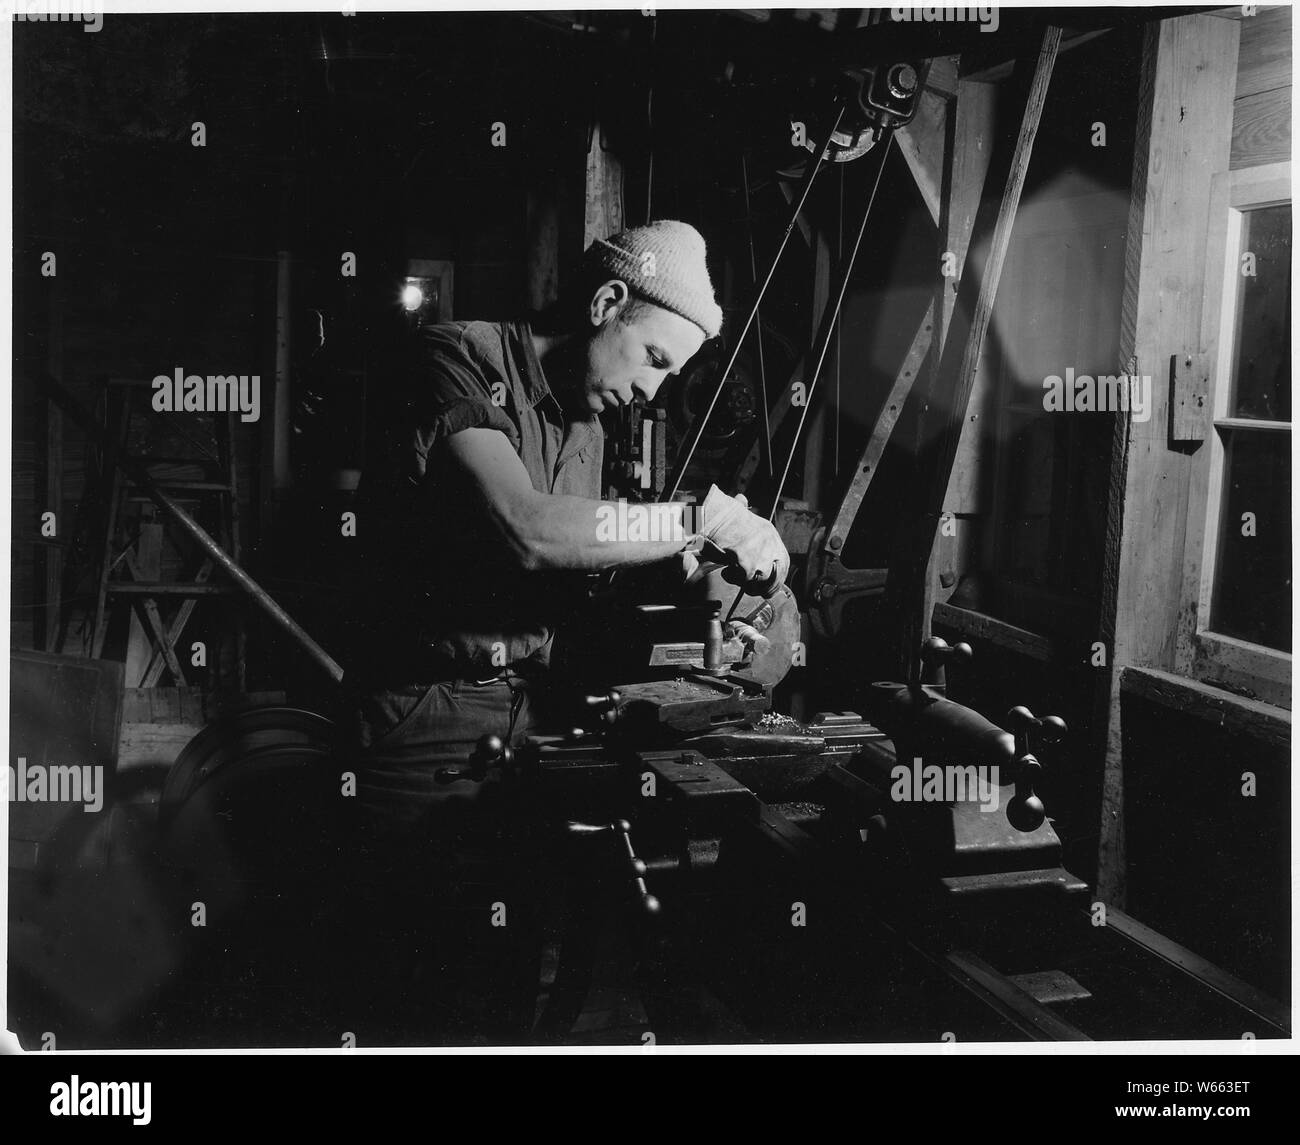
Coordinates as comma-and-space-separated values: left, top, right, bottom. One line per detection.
513, 319, 554, 412
513, 320, 602, 435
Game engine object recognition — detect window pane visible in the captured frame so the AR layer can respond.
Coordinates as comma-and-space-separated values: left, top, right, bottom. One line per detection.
1231, 204, 1291, 421
1210, 428, 1291, 652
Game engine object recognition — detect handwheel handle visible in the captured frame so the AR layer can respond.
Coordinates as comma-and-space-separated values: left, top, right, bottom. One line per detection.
1005, 706, 1067, 758
1006, 755, 1046, 832
565, 819, 662, 916
921, 636, 973, 667
435, 733, 514, 786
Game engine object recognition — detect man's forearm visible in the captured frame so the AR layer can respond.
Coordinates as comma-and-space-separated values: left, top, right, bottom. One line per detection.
443, 428, 699, 574
495, 489, 694, 572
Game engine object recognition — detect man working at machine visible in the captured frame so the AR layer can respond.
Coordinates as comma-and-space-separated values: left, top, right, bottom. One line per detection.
343, 219, 790, 838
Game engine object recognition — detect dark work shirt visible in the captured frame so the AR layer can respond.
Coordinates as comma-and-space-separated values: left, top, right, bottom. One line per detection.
347, 320, 604, 683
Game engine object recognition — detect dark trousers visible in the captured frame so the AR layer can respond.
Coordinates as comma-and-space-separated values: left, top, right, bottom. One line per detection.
327, 674, 548, 1044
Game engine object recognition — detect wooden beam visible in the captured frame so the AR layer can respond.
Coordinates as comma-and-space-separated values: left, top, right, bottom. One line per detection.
1104, 902, 1290, 1035
896, 57, 957, 226
1121, 666, 1290, 749
1235, 5, 1291, 98
826, 305, 934, 549
109, 582, 243, 596
941, 78, 998, 538
941, 81, 997, 351
123, 524, 163, 687
885, 27, 1062, 682
960, 28, 1111, 83
1231, 86, 1292, 168
39, 288, 65, 652
38, 399, 63, 653
1095, 14, 1241, 907
932, 602, 1054, 662
142, 559, 214, 688
944, 950, 1092, 1041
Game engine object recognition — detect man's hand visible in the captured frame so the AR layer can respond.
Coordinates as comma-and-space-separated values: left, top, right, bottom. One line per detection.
696, 485, 790, 597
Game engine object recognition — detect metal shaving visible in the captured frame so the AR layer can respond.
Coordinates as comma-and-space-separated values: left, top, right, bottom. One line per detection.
757, 712, 803, 731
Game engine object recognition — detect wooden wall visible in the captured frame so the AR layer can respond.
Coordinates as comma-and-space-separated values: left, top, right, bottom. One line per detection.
1096, 7, 1292, 961
1232, 4, 1292, 169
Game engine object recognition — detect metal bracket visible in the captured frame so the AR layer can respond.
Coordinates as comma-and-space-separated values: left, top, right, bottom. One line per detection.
804, 529, 888, 639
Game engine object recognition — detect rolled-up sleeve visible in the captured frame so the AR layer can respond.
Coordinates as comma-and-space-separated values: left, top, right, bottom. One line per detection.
403, 327, 520, 485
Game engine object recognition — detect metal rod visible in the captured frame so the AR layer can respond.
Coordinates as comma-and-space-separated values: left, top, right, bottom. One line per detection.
42, 375, 347, 685
665, 100, 847, 502
741, 152, 773, 480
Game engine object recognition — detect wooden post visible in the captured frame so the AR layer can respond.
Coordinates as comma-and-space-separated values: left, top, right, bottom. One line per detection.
941, 80, 997, 352
264, 249, 292, 542
933, 77, 998, 606
39, 290, 64, 651
1095, 14, 1240, 907
38, 399, 63, 653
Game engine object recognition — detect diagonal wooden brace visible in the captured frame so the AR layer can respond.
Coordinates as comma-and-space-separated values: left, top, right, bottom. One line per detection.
883, 27, 1063, 683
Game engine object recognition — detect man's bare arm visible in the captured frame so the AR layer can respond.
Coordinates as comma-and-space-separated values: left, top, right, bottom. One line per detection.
443, 428, 691, 572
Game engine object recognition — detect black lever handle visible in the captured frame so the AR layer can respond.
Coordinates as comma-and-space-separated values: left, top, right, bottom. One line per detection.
921, 635, 973, 666
1002, 707, 1066, 832
435, 733, 514, 786
566, 818, 661, 916
581, 689, 622, 727
1006, 755, 1046, 832
1004, 706, 1067, 759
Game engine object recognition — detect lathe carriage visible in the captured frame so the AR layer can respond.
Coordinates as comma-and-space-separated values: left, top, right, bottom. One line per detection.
157, 592, 1287, 1044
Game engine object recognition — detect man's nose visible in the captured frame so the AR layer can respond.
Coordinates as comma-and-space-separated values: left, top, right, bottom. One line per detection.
633, 377, 664, 403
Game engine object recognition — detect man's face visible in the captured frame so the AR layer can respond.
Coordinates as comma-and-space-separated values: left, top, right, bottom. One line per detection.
578, 285, 707, 415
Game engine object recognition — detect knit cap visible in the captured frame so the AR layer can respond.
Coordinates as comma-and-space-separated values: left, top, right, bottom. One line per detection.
589, 220, 723, 339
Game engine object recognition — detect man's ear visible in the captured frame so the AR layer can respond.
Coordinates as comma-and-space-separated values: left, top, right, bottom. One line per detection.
589, 279, 630, 327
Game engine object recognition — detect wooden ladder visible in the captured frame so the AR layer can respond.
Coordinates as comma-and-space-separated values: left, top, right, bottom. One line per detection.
89, 378, 246, 694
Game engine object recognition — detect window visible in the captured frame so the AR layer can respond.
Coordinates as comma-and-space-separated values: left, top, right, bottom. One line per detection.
1181, 162, 1291, 707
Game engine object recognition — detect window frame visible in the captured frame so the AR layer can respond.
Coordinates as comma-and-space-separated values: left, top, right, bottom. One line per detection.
1178, 160, 1292, 708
